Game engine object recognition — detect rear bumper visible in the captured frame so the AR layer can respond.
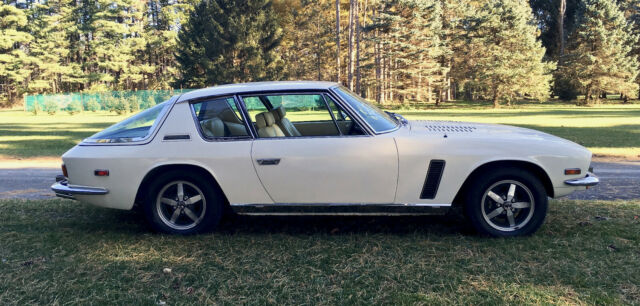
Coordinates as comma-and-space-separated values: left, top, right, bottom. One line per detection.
564, 172, 599, 187
51, 176, 109, 199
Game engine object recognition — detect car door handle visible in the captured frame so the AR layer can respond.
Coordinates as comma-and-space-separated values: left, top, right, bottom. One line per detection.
256, 158, 280, 165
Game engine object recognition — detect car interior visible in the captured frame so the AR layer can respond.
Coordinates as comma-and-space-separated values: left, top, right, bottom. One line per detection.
192, 94, 364, 139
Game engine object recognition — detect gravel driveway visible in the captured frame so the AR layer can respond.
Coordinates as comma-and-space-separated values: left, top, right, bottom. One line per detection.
1, 162, 638, 201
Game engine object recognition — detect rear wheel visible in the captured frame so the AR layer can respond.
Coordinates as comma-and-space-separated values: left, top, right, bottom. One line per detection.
464, 168, 548, 237
143, 171, 223, 234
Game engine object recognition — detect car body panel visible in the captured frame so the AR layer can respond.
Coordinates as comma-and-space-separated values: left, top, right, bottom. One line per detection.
251, 135, 398, 204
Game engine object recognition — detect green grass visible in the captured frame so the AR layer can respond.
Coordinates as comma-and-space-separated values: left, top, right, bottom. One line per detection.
0, 199, 639, 304
1, 100, 639, 159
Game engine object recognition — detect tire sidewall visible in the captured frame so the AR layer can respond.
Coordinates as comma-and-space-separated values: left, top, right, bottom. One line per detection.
143, 170, 223, 235
465, 168, 548, 237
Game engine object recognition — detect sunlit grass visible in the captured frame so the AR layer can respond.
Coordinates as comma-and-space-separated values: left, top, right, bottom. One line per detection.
0, 199, 638, 304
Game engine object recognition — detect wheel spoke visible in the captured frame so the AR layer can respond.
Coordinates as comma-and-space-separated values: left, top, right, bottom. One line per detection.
507, 184, 516, 201
169, 209, 180, 223
161, 197, 177, 207
177, 183, 184, 199
487, 191, 504, 204
186, 194, 202, 205
486, 207, 504, 219
512, 201, 531, 209
183, 208, 199, 222
506, 209, 515, 227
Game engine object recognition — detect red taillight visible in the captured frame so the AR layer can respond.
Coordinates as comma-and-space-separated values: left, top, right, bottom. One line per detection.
564, 168, 581, 175
61, 164, 68, 177
94, 169, 109, 176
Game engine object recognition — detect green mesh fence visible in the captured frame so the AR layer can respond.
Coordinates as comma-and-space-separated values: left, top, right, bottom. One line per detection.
24, 89, 194, 112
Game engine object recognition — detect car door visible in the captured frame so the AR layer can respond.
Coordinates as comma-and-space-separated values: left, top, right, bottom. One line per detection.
242, 92, 398, 204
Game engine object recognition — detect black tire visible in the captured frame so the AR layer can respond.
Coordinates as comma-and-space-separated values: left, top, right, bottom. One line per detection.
142, 170, 223, 235
464, 167, 548, 237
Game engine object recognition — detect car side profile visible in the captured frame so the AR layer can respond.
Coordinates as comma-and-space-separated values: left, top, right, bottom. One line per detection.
52, 81, 599, 237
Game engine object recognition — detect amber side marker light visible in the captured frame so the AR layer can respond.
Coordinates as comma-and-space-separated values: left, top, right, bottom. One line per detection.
61, 164, 68, 177
564, 168, 581, 175
94, 169, 109, 176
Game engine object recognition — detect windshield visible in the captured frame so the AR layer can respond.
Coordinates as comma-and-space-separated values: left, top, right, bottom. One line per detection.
332, 86, 398, 133
84, 101, 170, 143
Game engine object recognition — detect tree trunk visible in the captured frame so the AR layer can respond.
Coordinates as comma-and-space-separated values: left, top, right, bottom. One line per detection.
355, 0, 361, 94
347, 0, 355, 90
492, 89, 500, 108
584, 84, 592, 105
335, 0, 341, 83
558, 0, 566, 56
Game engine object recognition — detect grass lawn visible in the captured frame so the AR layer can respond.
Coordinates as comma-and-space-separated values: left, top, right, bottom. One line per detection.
1, 100, 639, 159
0, 199, 638, 304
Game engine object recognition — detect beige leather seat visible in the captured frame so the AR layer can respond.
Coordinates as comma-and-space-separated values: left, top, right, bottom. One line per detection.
200, 117, 225, 137
271, 106, 301, 137
256, 112, 285, 138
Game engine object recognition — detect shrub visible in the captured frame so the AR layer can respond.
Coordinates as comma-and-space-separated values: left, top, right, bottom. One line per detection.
140, 96, 156, 110
113, 98, 128, 115
554, 77, 580, 101
85, 98, 101, 112
128, 96, 140, 113
66, 100, 83, 115
32, 101, 41, 115
43, 100, 59, 115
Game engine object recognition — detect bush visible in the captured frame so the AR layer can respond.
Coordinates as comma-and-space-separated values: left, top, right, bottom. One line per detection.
128, 96, 140, 113
113, 98, 128, 115
32, 102, 41, 115
66, 100, 83, 115
85, 98, 101, 112
554, 76, 580, 101
140, 96, 156, 110
43, 100, 59, 115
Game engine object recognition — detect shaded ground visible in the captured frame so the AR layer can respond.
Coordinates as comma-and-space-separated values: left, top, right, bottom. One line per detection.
1, 162, 638, 201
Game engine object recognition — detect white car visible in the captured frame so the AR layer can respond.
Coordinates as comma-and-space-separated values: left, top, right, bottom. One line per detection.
52, 81, 598, 236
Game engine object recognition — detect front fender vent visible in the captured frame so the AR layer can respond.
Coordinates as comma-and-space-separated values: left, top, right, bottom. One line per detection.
420, 160, 446, 199
425, 125, 476, 133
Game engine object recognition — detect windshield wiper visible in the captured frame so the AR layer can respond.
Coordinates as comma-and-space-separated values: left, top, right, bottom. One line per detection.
386, 111, 408, 126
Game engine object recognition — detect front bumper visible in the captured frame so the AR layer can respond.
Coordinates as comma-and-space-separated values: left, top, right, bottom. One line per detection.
564, 172, 599, 187
51, 176, 109, 199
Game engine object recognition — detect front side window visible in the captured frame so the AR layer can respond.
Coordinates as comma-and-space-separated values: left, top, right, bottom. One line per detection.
333, 86, 398, 133
242, 93, 346, 137
85, 101, 170, 143
191, 97, 250, 139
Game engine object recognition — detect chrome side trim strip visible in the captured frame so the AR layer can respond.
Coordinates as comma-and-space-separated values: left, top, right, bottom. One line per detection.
230, 203, 451, 216
564, 172, 600, 187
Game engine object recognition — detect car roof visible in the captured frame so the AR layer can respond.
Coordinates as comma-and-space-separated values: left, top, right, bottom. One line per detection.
175, 81, 340, 103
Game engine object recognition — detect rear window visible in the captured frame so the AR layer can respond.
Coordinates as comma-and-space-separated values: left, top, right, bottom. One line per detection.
84, 101, 170, 143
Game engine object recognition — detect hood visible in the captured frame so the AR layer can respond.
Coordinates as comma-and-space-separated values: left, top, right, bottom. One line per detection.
408, 120, 580, 146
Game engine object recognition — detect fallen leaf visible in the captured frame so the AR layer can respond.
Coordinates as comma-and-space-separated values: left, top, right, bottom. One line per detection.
607, 244, 618, 251
185, 287, 194, 295
162, 268, 172, 274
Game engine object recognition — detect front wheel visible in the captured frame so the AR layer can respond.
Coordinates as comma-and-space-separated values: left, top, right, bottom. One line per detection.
142, 171, 223, 235
464, 168, 548, 237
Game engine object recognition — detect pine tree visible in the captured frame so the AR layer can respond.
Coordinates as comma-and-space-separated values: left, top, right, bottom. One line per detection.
566, 0, 639, 104
175, 0, 285, 88
0, 4, 37, 106
465, 0, 555, 107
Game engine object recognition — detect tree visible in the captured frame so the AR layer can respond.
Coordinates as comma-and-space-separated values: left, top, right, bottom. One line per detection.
565, 0, 639, 104
175, 0, 285, 88
0, 4, 37, 106
464, 0, 555, 107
